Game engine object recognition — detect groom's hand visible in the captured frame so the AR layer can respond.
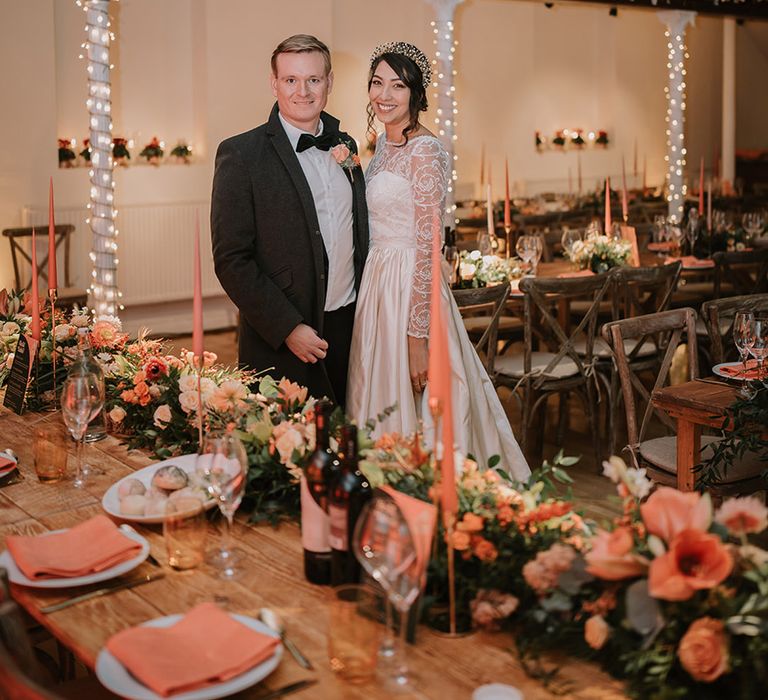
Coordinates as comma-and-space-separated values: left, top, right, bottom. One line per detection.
285, 324, 329, 364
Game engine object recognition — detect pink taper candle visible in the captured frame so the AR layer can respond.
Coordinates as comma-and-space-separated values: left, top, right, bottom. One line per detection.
642, 156, 647, 191
486, 184, 494, 237
707, 178, 712, 232
633, 139, 638, 179
192, 214, 204, 362
30, 229, 41, 341
48, 177, 57, 290
621, 156, 628, 222
479, 143, 485, 188
605, 178, 612, 235
504, 158, 511, 228
698, 157, 704, 215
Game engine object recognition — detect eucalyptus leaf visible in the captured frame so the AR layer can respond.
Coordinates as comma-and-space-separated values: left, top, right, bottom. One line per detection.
626, 579, 664, 637
540, 591, 572, 612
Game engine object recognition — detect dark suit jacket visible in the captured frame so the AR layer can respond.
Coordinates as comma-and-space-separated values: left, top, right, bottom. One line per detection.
211, 104, 369, 400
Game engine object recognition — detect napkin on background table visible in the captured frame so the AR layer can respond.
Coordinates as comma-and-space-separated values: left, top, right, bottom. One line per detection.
556, 269, 595, 279
5, 514, 142, 580
106, 602, 280, 697
664, 255, 715, 269
648, 241, 674, 253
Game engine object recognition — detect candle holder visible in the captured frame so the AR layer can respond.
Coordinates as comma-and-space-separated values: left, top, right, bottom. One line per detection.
504, 225, 512, 260
47, 287, 59, 410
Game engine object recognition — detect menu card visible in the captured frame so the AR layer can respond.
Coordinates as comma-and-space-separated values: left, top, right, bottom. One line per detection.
2, 334, 38, 414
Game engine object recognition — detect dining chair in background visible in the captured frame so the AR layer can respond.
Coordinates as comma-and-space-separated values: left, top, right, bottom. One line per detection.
701, 293, 768, 365
712, 248, 768, 298
452, 283, 510, 375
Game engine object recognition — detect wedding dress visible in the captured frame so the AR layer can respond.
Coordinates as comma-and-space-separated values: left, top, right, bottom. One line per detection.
346, 133, 530, 480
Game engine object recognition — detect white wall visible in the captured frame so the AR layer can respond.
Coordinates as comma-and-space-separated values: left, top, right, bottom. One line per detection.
1, 0, 765, 331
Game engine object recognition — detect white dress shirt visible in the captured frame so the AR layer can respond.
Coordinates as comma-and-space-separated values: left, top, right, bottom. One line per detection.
279, 113, 356, 312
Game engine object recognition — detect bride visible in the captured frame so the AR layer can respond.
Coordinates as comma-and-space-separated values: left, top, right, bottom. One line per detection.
347, 41, 529, 479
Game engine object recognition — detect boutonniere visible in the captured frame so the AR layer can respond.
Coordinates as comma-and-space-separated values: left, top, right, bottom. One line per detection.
330, 139, 361, 181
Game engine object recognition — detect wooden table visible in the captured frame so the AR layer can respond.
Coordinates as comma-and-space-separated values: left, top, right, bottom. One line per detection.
0, 407, 626, 699
651, 379, 739, 490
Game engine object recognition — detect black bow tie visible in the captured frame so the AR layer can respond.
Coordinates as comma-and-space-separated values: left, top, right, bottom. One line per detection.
296, 131, 338, 153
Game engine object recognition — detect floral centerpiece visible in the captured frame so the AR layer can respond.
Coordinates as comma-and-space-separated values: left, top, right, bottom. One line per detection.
58, 139, 76, 168
140, 137, 164, 165
170, 142, 192, 164
517, 456, 768, 698
112, 137, 130, 164
567, 235, 632, 273
455, 250, 522, 289
79, 138, 91, 164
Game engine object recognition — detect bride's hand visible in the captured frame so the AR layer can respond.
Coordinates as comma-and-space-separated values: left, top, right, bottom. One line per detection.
407, 336, 429, 393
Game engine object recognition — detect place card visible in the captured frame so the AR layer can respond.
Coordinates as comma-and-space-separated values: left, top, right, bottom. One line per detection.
621, 225, 640, 267
2, 334, 38, 414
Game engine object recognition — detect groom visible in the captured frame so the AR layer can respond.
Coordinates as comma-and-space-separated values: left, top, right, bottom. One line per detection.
211, 34, 368, 408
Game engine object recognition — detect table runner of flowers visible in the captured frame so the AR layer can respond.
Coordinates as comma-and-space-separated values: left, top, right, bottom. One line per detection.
1, 288, 767, 698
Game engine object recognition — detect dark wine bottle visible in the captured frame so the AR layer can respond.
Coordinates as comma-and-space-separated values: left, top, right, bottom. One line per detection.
329, 424, 372, 587
301, 400, 338, 585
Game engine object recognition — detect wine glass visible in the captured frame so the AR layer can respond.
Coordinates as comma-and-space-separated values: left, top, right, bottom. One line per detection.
743, 212, 765, 241
561, 227, 581, 262
353, 496, 421, 693
687, 209, 699, 255
585, 220, 601, 241
733, 311, 756, 395
652, 214, 666, 245
746, 317, 768, 382
60, 374, 103, 488
196, 432, 247, 580
516, 234, 542, 275
666, 219, 684, 257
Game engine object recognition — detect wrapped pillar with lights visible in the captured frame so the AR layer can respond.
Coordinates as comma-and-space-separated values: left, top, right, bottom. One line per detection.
77, 0, 121, 319
658, 10, 695, 224
426, 0, 463, 223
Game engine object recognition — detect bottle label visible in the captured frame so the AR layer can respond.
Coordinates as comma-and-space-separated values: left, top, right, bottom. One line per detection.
328, 504, 348, 551
300, 477, 330, 553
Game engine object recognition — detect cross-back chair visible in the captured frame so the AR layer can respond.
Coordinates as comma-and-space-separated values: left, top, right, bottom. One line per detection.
1, 226, 88, 309
712, 248, 768, 298
494, 271, 613, 463
701, 293, 768, 365
452, 283, 510, 375
602, 307, 765, 495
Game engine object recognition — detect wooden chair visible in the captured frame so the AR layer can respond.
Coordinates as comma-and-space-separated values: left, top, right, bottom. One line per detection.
452, 283, 510, 375
494, 272, 613, 464
602, 308, 765, 494
712, 248, 768, 298
701, 293, 768, 365
2, 226, 88, 309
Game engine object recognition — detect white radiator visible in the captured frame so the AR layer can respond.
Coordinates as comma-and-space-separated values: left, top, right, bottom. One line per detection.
22, 202, 224, 306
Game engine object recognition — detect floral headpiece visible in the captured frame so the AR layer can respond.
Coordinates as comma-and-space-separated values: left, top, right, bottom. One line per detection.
370, 41, 432, 89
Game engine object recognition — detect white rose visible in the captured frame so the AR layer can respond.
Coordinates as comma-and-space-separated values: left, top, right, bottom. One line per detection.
54, 324, 75, 342
274, 426, 305, 464
1, 321, 20, 337
178, 391, 199, 414
459, 262, 477, 280
109, 406, 126, 423
482, 255, 495, 267
178, 373, 197, 393
153, 404, 172, 428
199, 377, 217, 398
469, 250, 482, 261
149, 384, 162, 399
70, 314, 90, 328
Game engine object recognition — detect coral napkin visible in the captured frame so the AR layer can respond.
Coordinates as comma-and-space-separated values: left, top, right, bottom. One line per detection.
5, 515, 141, 580
665, 255, 714, 269
557, 269, 595, 279
718, 360, 762, 380
648, 241, 674, 253
379, 486, 437, 588
106, 603, 280, 697
0, 455, 15, 474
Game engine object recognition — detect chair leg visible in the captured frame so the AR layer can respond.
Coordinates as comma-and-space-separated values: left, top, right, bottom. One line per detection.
556, 391, 569, 446
583, 380, 603, 469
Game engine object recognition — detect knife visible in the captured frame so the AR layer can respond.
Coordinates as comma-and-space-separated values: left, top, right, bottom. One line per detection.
40, 572, 165, 614
255, 679, 318, 700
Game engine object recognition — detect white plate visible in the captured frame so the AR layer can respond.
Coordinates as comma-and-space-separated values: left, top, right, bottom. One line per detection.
0, 526, 149, 588
95, 614, 283, 700
0, 450, 18, 477
102, 454, 215, 524
713, 361, 761, 382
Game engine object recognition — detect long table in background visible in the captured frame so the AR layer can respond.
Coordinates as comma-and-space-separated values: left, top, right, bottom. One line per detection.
0, 407, 626, 700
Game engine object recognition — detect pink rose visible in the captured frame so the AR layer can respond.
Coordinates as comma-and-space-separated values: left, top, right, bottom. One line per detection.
330, 144, 350, 164
153, 404, 172, 429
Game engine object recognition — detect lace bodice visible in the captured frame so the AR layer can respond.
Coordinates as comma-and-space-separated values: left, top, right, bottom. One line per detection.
365, 134, 450, 337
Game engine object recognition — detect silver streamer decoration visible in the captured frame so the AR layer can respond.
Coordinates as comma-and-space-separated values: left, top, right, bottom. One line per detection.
427, 0, 464, 222
77, 0, 121, 318
658, 10, 695, 224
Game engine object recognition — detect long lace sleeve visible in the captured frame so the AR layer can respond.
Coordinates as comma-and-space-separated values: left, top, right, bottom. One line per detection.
407, 137, 450, 338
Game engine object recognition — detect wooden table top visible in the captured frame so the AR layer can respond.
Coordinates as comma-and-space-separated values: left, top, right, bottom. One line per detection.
0, 407, 626, 699
652, 378, 739, 429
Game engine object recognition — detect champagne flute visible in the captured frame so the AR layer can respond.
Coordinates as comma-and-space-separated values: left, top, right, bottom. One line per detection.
60, 374, 103, 488
687, 209, 699, 255
353, 496, 421, 692
733, 311, 755, 396
196, 432, 247, 580
561, 228, 581, 268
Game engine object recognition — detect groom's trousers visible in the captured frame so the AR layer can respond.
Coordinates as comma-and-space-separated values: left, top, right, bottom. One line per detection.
321, 302, 356, 412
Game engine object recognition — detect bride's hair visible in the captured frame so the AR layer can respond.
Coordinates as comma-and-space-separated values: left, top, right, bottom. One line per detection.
366, 53, 428, 147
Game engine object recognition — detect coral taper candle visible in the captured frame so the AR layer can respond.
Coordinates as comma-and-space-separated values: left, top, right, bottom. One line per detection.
621, 156, 628, 222
504, 158, 511, 228
642, 156, 647, 191
486, 184, 494, 237
30, 229, 41, 341
577, 150, 582, 194
605, 178, 612, 235
707, 178, 712, 232
479, 143, 485, 188
633, 139, 638, 178
192, 213, 204, 362
698, 157, 704, 215
48, 177, 57, 290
